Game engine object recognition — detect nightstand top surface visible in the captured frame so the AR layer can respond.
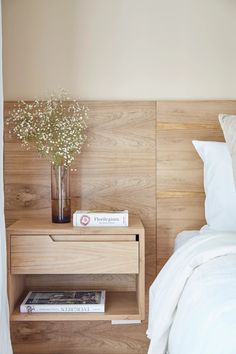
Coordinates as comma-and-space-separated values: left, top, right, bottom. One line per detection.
7, 214, 144, 235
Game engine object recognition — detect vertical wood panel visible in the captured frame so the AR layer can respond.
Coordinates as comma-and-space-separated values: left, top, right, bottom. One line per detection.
5, 101, 156, 354
156, 100, 236, 271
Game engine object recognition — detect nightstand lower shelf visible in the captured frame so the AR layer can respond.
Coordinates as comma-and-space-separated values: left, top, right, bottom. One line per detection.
11, 291, 140, 321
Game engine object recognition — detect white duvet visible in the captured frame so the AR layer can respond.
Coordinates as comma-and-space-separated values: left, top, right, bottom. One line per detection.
147, 233, 236, 354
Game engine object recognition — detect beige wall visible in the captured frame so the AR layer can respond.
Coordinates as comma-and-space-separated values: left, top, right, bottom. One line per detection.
3, 0, 236, 100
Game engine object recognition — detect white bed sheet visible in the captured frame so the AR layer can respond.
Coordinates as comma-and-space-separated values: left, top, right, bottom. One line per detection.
168, 253, 236, 354
174, 230, 200, 250
147, 232, 236, 354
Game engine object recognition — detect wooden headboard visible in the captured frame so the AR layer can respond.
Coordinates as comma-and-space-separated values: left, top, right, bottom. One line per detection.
156, 100, 236, 271
4, 100, 236, 354
5, 100, 236, 273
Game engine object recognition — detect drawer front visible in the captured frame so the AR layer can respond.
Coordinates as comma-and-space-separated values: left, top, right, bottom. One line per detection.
11, 235, 139, 274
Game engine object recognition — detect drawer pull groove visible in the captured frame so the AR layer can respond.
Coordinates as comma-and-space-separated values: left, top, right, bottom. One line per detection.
49, 235, 136, 242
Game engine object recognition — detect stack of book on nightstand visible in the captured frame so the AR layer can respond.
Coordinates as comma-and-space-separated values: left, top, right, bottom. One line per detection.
73, 210, 129, 227
20, 290, 106, 313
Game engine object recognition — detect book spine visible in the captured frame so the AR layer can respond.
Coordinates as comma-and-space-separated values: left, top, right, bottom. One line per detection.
20, 304, 105, 313
73, 213, 128, 227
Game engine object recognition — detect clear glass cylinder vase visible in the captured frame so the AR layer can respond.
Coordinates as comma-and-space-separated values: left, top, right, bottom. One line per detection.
51, 165, 71, 223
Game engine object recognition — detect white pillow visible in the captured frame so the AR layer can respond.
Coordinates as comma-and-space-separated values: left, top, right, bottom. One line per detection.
219, 114, 236, 187
192, 140, 236, 232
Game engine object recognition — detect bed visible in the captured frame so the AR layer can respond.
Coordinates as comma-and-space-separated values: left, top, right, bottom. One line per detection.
169, 232, 236, 354
149, 102, 236, 354
148, 230, 236, 354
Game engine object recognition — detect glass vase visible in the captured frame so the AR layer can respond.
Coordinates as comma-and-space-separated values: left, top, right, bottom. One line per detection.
51, 165, 71, 223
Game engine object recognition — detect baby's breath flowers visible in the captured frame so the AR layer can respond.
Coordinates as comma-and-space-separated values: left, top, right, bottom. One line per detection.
7, 92, 88, 166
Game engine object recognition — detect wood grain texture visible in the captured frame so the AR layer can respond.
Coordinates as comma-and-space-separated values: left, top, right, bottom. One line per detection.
136, 228, 145, 319
7, 99, 236, 353
11, 236, 139, 274
8, 220, 145, 348
7, 214, 144, 233
8, 186, 145, 323
156, 100, 236, 271
11, 320, 148, 354
8, 99, 236, 353
5, 101, 155, 354
25, 274, 136, 292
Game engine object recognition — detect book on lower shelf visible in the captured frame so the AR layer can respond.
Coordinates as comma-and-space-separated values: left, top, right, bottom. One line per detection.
73, 210, 129, 227
20, 290, 106, 313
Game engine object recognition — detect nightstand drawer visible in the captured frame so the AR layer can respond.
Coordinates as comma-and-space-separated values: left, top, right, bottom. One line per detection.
11, 235, 139, 274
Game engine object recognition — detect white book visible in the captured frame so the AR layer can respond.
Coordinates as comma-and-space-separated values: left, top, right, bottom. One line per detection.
20, 290, 106, 313
73, 210, 128, 227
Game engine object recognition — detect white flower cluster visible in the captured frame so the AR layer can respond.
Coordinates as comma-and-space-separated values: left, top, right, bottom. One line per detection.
7, 92, 88, 166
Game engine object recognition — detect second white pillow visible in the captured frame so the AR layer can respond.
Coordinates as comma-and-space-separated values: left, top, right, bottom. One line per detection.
192, 140, 236, 232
